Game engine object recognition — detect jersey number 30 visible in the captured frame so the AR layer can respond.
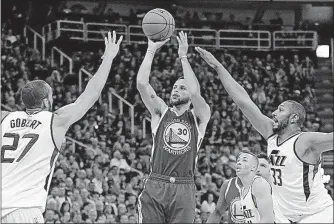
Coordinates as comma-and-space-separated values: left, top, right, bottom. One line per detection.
271, 168, 282, 186
1, 133, 39, 163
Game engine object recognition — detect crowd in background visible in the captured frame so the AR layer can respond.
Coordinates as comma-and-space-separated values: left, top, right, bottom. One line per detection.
1, 3, 333, 224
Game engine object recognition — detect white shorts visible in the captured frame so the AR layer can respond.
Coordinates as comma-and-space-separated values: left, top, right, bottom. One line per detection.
274, 207, 290, 223
1, 208, 44, 223
300, 205, 333, 223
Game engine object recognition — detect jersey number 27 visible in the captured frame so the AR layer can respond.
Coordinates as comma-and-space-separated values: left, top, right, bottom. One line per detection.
1, 133, 39, 163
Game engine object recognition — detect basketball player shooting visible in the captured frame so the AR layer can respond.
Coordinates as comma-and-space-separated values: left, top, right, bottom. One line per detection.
207, 152, 275, 223
136, 32, 211, 223
196, 47, 333, 223
1, 31, 122, 223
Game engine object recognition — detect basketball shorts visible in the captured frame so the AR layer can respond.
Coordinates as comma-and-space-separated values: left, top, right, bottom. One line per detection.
299, 205, 333, 223
1, 207, 44, 223
138, 173, 196, 223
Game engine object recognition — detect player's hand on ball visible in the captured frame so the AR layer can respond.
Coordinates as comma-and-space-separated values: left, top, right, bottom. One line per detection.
101, 31, 123, 59
195, 47, 221, 69
176, 31, 188, 57
147, 38, 170, 53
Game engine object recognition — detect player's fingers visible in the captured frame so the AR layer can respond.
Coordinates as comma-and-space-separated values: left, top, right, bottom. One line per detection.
177, 33, 182, 43
162, 38, 170, 45
195, 47, 203, 56
108, 31, 112, 44
113, 30, 116, 43
180, 31, 184, 41
185, 32, 188, 41
197, 47, 206, 58
104, 37, 108, 47
176, 36, 181, 44
195, 47, 202, 53
117, 35, 123, 45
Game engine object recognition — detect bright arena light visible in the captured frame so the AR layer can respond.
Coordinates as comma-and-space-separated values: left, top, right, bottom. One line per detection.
316, 45, 330, 58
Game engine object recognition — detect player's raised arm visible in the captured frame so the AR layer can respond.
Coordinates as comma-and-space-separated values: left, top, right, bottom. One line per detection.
252, 178, 275, 223
136, 39, 169, 116
195, 47, 274, 140
176, 32, 210, 135
207, 180, 229, 223
298, 132, 334, 154
53, 31, 122, 129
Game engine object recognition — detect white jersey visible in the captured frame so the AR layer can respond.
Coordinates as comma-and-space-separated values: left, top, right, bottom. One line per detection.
238, 176, 262, 224
267, 132, 333, 222
1, 111, 60, 217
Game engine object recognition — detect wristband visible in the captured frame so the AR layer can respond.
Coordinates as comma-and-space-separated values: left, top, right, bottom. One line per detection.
180, 55, 187, 59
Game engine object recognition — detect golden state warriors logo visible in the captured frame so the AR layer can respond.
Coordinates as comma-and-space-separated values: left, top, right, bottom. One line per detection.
230, 197, 245, 223
163, 119, 191, 155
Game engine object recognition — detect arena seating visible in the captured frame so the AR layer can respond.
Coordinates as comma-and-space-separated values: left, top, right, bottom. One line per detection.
1, 3, 333, 223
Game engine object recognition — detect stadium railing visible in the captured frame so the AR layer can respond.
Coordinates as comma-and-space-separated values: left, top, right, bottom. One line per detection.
128, 25, 218, 48
273, 31, 318, 50
23, 26, 46, 60
218, 30, 271, 49
43, 20, 86, 42
42, 21, 61, 42
142, 117, 151, 139
65, 136, 94, 153
51, 46, 74, 74
37, 20, 318, 50
108, 89, 135, 135
85, 22, 128, 42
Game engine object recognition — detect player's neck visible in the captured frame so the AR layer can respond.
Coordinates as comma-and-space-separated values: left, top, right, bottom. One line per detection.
238, 174, 254, 189
172, 105, 189, 115
277, 127, 302, 143
26, 107, 44, 115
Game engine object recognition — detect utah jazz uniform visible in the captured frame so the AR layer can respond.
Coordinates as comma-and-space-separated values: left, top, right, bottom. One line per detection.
1, 111, 59, 223
138, 107, 203, 223
267, 133, 333, 223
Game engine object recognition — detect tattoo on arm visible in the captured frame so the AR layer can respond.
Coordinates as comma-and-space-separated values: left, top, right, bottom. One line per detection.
151, 94, 156, 99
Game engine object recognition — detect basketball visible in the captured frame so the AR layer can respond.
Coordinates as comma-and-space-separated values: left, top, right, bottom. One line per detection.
142, 8, 175, 41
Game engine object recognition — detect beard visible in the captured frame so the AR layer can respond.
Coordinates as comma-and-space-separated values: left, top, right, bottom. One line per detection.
273, 116, 289, 133
169, 97, 190, 107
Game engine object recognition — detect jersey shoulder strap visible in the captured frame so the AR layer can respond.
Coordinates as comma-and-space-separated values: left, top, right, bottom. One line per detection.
224, 178, 234, 199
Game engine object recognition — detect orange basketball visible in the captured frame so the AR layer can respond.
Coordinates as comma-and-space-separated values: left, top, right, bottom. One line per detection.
142, 8, 175, 41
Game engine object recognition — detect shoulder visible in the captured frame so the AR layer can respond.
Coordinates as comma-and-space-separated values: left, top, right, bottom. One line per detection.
266, 133, 277, 142
1, 111, 12, 122
295, 131, 321, 144
220, 178, 232, 195
252, 177, 271, 194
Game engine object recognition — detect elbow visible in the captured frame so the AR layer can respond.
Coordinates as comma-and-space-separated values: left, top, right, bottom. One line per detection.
136, 82, 148, 90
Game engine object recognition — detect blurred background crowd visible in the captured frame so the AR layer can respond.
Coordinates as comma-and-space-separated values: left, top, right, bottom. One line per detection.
1, 1, 333, 223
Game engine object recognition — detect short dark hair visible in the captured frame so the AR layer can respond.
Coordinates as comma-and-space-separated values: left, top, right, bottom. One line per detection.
285, 100, 306, 126
237, 150, 259, 169
257, 153, 270, 163
21, 80, 50, 109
